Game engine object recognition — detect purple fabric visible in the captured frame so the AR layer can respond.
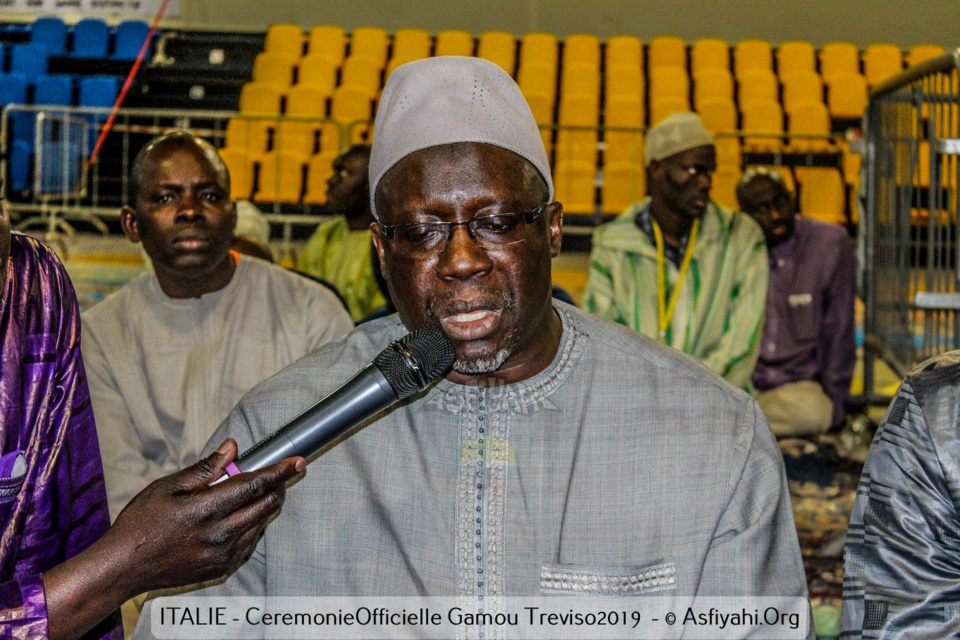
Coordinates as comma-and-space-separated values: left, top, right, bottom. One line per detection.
751, 217, 857, 426
0, 233, 121, 638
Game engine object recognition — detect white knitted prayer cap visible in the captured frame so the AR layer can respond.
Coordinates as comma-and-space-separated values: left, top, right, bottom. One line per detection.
644, 112, 714, 166
368, 56, 553, 219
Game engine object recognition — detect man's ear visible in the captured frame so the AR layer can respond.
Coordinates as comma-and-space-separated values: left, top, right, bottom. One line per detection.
547, 201, 563, 258
370, 222, 388, 277
120, 206, 140, 243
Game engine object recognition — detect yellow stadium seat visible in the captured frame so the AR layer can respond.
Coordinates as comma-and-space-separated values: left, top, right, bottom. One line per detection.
605, 35, 643, 70
303, 152, 338, 204
737, 69, 779, 110
776, 41, 816, 79
318, 120, 345, 155
522, 89, 555, 126
827, 73, 868, 119
907, 44, 946, 67
648, 36, 687, 70
340, 56, 382, 94
274, 120, 317, 157
697, 97, 737, 133
255, 151, 306, 204
330, 86, 373, 122
604, 131, 644, 165
239, 82, 282, 115
710, 167, 742, 209
392, 28, 432, 61
265, 23, 304, 60
563, 34, 601, 68
787, 100, 832, 152
553, 160, 597, 215
781, 71, 823, 115
218, 147, 253, 200
741, 100, 783, 152
798, 168, 845, 225
276, 84, 329, 157
225, 117, 272, 158
649, 95, 689, 127
820, 42, 860, 83
734, 39, 773, 78
602, 162, 646, 214
561, 63, 600, 98
518, 61, 557, 102
863, 44, 903, 87
605, 64, 643, 99
350, 27, 389, 67
916, 141, 931, 188
520, 32, 559, 68
307, 25, 347, 66
558, 93, 599, 126
691, 38, 730, 77
604, 94, 644, 128
555, 130, 598, 165
286, 84, 329, 118
649, 66, 689, 101
477, 31, 516, 76
693, 67, 733, 110
297, 56, 337, 95
330, 87, 372, 144
435, 30, 474, 57
252, 52, 295, 89
714, 136, 742, 169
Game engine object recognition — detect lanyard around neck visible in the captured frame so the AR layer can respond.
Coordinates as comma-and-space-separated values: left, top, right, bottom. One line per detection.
652, 217, 700, 342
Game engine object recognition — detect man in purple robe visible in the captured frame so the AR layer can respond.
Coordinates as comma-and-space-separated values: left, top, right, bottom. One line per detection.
0, 191, 304, 638
737, 167, 856, 437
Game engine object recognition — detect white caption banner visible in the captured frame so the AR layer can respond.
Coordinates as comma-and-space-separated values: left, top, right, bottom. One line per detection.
151, 595, 811, 639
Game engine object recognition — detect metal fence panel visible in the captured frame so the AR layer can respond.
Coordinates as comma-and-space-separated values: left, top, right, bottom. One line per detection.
862, 49, 960, 400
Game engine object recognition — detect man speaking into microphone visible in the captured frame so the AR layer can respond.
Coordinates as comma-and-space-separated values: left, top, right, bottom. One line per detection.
136, 56, 806, 633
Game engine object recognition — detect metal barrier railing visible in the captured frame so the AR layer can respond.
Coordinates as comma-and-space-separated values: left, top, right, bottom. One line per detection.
861, 49, 960, 401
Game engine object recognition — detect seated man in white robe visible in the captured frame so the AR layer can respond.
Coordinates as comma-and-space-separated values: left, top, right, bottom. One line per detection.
82, 131, 353, 520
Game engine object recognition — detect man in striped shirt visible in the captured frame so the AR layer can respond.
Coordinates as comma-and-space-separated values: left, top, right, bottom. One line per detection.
584, 112, 768, 390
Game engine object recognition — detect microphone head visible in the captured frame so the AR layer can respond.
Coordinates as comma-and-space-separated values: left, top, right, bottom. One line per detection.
373, 325, 456, 400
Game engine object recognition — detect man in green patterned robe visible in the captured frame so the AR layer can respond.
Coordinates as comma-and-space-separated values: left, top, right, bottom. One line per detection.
584, 113, 768, 390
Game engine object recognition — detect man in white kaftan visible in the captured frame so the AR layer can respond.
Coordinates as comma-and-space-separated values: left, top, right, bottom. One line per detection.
82, 132, 352, 519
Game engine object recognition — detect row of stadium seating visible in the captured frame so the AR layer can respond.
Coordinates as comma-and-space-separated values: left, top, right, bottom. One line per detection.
3, 18, 948, 226
220, 25, 940, 221
14, 16, 150, 61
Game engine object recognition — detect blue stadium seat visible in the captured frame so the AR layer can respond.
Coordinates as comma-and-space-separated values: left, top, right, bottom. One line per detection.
38, 140, 84, 194
9, 140, 32, 192
71, 18, 110, 59
34, 74, 73, 106
30, 17, 67, 56
111, 20, 151, 61
78, 76, 118, 152
78, 75, 118, 108
0, 72, 29, 107
10, 44, 49, 78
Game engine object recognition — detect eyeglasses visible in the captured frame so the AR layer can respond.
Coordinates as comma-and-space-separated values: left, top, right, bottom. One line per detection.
377, 204, 550, 257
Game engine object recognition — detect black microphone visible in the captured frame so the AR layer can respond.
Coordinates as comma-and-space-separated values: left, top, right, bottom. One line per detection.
215, 325, 455, 481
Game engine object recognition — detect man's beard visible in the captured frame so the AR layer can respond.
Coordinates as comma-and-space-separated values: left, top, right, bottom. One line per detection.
452, 348, 512, 374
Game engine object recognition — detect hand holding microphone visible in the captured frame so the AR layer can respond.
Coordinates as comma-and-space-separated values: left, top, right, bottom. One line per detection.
216, 324, 456, 480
